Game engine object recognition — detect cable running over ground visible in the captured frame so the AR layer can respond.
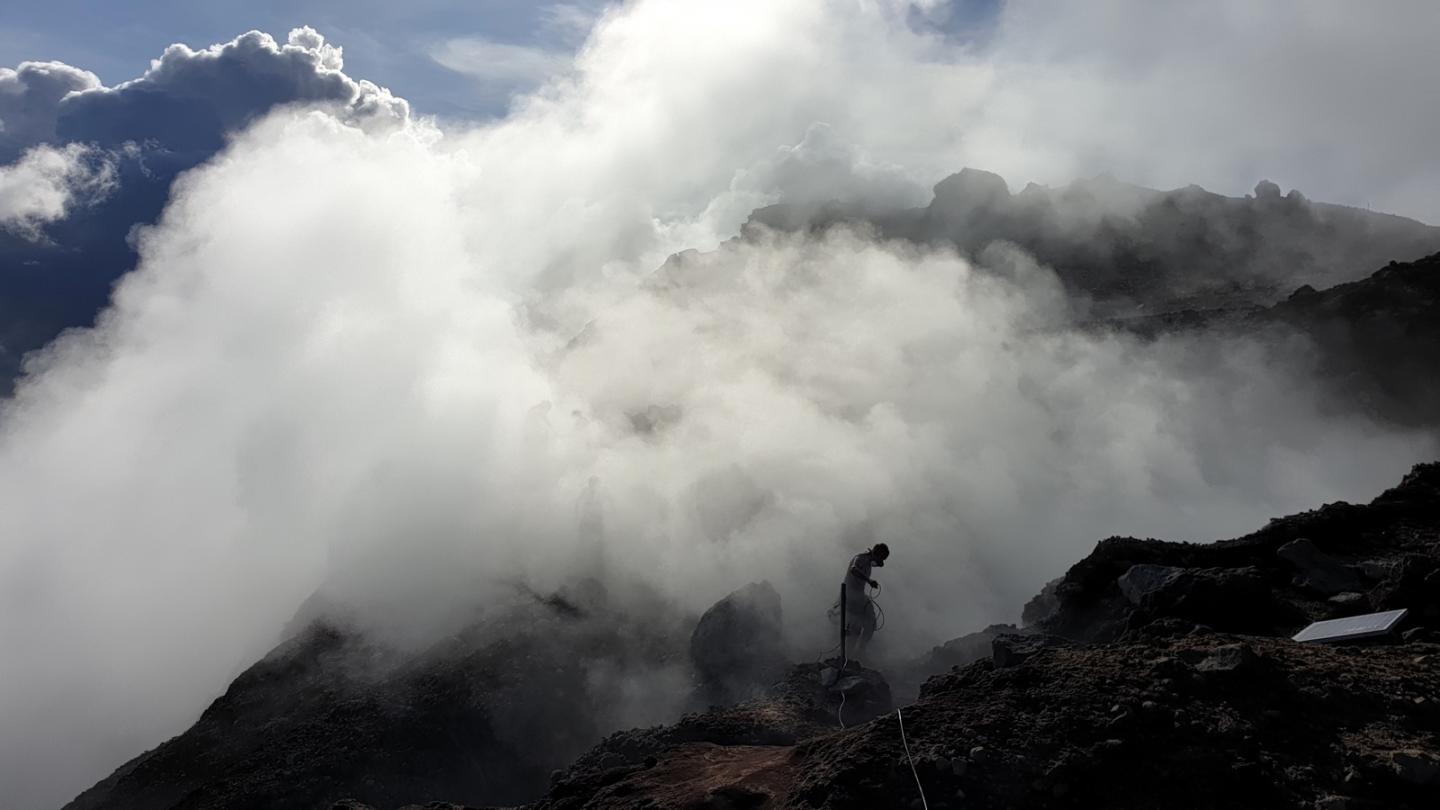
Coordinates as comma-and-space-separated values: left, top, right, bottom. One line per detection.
896, 707, 930, 810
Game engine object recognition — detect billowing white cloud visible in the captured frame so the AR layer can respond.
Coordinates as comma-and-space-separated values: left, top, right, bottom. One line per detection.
58, 26, 410, 147
963, 0, 1440, 222
0, 27, 407, 162
0, 143, 114, 238
698, 121, 929, 229
2, 2, 1439, 808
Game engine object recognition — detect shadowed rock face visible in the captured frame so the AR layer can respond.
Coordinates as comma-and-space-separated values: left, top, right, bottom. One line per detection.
345, 635, 1440, 809
62, 587, 694, 810
48, 187, 1440, 808
1104, 251, 1440, 428
890, 623, 1017, 704
487, 463, 1440, 810
745, 169, 1440, 315
782, 633, 1440, 810
67, 457, 1440, 810
1033, 462, 1440, 644
1277, 538, 1367, 596
742, 174, 1440, 431
690, 581, 788, 705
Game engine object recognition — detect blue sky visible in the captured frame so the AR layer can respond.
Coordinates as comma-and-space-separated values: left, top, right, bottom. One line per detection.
0, 0, 994, 389
0, 1, 610, 118
0, 0, 1003, 119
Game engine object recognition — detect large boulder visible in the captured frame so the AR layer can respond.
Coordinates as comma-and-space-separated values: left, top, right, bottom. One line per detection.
1124, 565, 1307, 636
1370, 554, 1440, 630
689, 581, 787, 703
815, 663, 894, 726
62, 587, 690, 810
1276, 538, 1365, 596
1117, 564, 1184, 605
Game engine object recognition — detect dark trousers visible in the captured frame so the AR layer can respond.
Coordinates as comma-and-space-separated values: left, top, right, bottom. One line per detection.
844, 597, 877, 653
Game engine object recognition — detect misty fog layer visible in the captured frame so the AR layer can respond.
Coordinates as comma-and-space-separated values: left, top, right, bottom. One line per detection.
3, 2, 1440, 808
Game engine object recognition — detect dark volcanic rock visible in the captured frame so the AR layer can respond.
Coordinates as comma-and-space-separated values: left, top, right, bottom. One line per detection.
1278, 538, 1366, 595
1117, 563, 1183, 604
825, 666, 893, 728
1033, 462, 1440, 643
892, 623, 1018, 705
1020, 578, 1062, 627
64, 591, 691, 810
1371, 554, 1440, 629
69, 462, 1440, 810
518, 635, 1440, 809
1386, 751, 1440, 787
914, 624, 1019, 673
532, 663, 886, 809
1131, 565, 1307, 636
329, 795, 478, 801
689, 581, 787, 703
991, 633, 1073, 669
1184, 642, 1261, 675
744, 169, 1440, 315
1111, 252, 1440, 428
784, 636, 1440, 810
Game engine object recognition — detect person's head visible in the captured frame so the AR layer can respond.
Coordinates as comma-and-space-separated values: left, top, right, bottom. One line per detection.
870, 543, 890, 565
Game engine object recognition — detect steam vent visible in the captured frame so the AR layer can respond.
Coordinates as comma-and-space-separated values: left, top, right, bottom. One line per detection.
4, 4, 1439, 810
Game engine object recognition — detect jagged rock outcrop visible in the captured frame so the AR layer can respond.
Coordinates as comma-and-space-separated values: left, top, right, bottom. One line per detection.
63, 587, 692, 810
355, 462, 1440, 810
497, 633, 1439, 810
1277, 538, 1367, 596
66, 460, 1440, 810
743, 169, 1440, 314
913, 623, 1018, 673
1029, 462, 1440, 643
783, 634, 1440, 810
889, 623, 1018, 705
821, 665, 893, 728
1110, 251, 1440, 427
990, 632, 1073, 669
1020, 577, 1062, 627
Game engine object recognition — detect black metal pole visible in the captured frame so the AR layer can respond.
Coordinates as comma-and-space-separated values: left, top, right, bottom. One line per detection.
839, 583, 847, 664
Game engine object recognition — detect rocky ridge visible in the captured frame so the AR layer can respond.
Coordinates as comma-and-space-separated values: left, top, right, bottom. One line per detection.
339, 463, 1440, 810
56, 254, 1440, 810
744, 169, 1440, 314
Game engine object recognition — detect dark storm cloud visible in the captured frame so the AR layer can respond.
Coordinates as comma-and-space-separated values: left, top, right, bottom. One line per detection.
0, 60, 101, 162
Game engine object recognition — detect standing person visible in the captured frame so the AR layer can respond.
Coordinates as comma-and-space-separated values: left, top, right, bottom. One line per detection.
841, 543, 889, 657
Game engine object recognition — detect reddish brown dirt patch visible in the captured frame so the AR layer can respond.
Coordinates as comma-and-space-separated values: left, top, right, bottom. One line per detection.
593, 743, 796, 809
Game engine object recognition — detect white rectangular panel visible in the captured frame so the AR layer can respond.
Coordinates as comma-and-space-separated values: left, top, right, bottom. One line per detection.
1292, 608, 1408, 643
